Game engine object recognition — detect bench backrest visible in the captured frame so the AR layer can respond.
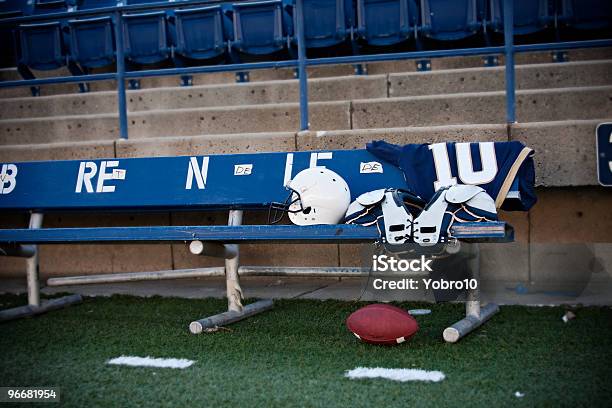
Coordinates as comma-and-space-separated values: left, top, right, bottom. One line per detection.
0, 150, 409, 212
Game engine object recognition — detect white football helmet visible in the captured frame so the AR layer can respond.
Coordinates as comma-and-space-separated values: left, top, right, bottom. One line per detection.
269, 167, 351, 225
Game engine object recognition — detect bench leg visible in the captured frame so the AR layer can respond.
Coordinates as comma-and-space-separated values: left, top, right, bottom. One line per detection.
0, 213, 83, 323
189, 299, 274, 334
226, 210, 244, 312
189, 210, 274, 334
26, 213, 43, 307
442, 243, 499, 343
0, 294, 83, 323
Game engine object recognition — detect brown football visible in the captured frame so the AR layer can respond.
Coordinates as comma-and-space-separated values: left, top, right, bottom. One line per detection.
346, 304, 419, 345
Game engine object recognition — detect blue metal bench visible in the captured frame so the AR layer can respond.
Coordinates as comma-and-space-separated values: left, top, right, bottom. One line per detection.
0, 148, 517, 341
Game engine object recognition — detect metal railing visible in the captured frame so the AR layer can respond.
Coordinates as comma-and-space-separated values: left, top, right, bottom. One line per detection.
1, 0, 611, 139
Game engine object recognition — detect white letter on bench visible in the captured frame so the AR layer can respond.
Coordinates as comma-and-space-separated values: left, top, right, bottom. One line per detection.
0, 164, 17, 195
75, 161, 97, 193
96, 160, 119, 193
186, 156, 209, 190
309, 152, 333, 168
283, 153, 294, 186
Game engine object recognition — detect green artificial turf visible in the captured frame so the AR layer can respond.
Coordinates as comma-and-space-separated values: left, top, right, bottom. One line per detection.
0, 294, 611, 407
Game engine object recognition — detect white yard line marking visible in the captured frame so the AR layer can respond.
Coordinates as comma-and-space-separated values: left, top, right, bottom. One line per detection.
345, 367, 445, 382
107, 356, 195, 369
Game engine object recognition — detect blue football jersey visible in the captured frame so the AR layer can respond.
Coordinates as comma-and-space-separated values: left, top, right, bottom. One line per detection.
366, 140, 536, 211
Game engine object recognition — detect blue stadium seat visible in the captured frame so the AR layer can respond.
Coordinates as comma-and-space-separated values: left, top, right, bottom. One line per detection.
558, 0, 612, 31
356, 0, 418, 46
419, 0, 481, 41
31, 0, 69, 14
68, 16, 115, 68
17, 21, 65, 70
172, 5, 227, 60
0, 1, 30, 67
0, 0, 30, 17
122, 11, 170, 65
126, 0, 167, 4
489, 0, 551, 35
75, 0, 118, 10
231, 0, 287, 55
295, 0, 353, 49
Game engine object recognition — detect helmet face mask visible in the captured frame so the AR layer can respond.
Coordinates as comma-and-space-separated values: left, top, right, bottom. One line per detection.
268, 188, 310, 224
268, 167, 351, 226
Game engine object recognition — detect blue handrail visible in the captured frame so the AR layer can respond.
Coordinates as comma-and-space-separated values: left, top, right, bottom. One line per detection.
1, 0, 611, 139
503, 0, 515, 124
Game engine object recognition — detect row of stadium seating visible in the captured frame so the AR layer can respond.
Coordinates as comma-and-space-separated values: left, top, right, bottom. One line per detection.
2, 0, 611, 73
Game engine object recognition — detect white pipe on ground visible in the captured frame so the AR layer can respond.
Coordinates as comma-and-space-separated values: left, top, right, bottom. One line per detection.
45, 266, 371, 286
188, 240, 238, 259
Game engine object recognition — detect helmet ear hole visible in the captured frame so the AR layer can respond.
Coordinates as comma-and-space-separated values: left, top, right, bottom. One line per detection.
303, 207, 312, 214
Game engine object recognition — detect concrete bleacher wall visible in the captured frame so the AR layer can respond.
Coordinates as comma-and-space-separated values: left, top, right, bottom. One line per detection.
1, 49, 611, 293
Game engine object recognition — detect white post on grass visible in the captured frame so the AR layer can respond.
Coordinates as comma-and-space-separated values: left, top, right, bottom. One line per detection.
27, 213, 44, 307
443, 243, 499, 343
466, 242, 481, 318
225, 210, 244, 312
0, 212, 83, 322
188, 209, 275, 334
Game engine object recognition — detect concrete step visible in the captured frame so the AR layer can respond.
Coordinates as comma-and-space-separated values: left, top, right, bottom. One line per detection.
0, 65, 354, 99
2, 46, 611, 99
0, 125, 505, 161
352, 86, 612, 128
366, 46, 612, 74
3, 59, 612, 120
510, 119, 606, 187
390, 59, 612, 97
0, 75, 387, 120
0, 101, 351, 145
2, 86, 609, 145
0, 140, 115, 162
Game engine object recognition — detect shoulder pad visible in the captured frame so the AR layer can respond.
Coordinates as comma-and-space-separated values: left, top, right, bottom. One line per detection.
356, 189, 386, 206
445, 185, 485, 203
345, 200, 365, 218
